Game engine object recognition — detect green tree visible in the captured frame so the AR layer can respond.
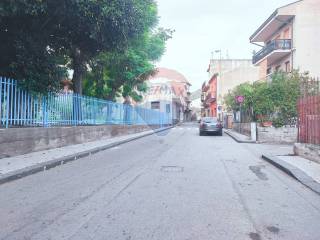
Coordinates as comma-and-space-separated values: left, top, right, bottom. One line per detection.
223, 82, 254, 121
0, 0, 158, 94
83, 28, 173, 101
0, 1, 68, 93
269, 71, 300, 126
224, 71, 302, 127
251, 80, 274, 120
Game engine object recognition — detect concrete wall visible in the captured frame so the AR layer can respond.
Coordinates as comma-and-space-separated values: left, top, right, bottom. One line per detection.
294, 143, 320, 164
259, 59, 268, 80
220, 64, 259, 98
232, 122, 251, 137
208, 59, 259, 112
0, 125, 161, 159
292, 0, 320, 78
257, 126, 297, 144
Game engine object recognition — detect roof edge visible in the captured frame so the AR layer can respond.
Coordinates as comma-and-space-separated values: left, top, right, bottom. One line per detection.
249, 0, 303, 42
250, 9, 278, 42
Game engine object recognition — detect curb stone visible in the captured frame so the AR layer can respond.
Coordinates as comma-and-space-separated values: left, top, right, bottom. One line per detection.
224, 129, 256, 144
262, 154, 320, 195
0, 126, 173, 185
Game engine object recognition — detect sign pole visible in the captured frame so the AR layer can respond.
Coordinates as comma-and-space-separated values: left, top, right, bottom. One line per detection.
235, 96, 245, 133
240, 103, 242, 123
239, 103, 241, 133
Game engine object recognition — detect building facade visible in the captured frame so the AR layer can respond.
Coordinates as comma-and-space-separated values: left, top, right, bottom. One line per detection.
250, 0, 320, 79
207, 59, 259, 118
190, 89, 202, 120
201, 74, 218, 118
141, 68, 191, 124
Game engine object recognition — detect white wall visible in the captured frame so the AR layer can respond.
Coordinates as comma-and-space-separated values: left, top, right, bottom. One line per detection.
208, 59, 259, 109
293, 0, 320, 78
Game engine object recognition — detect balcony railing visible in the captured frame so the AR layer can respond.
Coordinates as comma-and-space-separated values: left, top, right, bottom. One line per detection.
205, 93, 216, 104
253, 39, 292, 64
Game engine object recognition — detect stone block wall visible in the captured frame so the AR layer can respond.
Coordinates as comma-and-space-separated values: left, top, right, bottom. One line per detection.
257, 126, 297, 144
0, 124, 163, 158
294, 143, 320, 164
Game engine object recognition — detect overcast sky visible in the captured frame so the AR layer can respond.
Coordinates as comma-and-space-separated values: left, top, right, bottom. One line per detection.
156, 0, 294, 91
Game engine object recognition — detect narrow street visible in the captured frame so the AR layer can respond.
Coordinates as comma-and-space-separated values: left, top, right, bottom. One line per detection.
1, 124, 320, 240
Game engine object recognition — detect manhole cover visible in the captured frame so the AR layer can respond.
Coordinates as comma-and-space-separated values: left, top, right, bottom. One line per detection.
161, 166, 184, 172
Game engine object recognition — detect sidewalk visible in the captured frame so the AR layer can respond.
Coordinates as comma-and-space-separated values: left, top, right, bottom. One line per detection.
0, 126, 172, 185
240, 140, 320, 195
262, 152, 320, 195
224, 129, 256, 143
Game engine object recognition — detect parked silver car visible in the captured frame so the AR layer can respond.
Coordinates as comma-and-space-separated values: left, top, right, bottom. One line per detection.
199, 117, 223, 136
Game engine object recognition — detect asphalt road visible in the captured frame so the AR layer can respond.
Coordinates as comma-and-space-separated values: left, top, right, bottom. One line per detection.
1, 123, 320, 240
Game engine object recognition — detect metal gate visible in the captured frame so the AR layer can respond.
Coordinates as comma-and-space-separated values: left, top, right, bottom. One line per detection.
298, 78, 320, 145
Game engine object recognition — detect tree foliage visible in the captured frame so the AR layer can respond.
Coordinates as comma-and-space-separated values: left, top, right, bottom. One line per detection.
224, 71, 302, 127
0, 0, 159, 94
83, 28, 173, 101
0, 0, 68, 92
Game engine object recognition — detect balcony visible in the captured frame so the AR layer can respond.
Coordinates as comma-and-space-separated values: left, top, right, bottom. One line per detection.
205, 93, 216, 104
201, 93, 205, 102
185, 96, 191, 103
252, 39, 292, 65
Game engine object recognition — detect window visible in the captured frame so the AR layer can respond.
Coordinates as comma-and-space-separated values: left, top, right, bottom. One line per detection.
266, 68, 272, 75
275, 65, 281, 72
166, 104, 171, 113
283, 28, 290, 39
151, 101, 160, 110
285, 61, 291, 73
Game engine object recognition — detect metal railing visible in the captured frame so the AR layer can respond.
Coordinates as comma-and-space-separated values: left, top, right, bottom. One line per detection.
252, 39, 292, 64
204, 92, 216, 104
0, 77, 172, 128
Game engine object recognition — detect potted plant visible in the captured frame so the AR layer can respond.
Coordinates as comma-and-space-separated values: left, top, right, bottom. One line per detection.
260, 115, 273, 127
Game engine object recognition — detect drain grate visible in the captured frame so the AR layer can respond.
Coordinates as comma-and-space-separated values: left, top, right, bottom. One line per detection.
161, 166, 184, 172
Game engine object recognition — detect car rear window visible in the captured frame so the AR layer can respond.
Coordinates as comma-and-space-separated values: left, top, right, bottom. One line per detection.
203, 117, 217, 123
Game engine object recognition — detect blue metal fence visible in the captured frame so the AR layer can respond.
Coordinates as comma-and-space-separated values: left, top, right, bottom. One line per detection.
0, 77, 172, 128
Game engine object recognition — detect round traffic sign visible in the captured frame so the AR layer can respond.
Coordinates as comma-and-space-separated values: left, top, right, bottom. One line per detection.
236, 95, 245, 104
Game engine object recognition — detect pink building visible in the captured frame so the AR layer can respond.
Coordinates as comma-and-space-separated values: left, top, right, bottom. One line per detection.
141, 68, 192, 123
201, 74, 217, 118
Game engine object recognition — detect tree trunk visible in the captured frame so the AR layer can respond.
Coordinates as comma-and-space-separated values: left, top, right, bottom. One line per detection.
72, 47, 86, 95
106, 87, 118, 101
73, 66, 83, 95
71, 47, 86, 123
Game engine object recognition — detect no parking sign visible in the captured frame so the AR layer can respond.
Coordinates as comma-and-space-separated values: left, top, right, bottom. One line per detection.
235, 95, 245, 104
